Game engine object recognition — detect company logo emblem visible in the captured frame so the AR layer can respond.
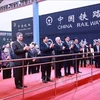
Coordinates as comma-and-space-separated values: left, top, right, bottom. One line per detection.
46, 16, 53, 26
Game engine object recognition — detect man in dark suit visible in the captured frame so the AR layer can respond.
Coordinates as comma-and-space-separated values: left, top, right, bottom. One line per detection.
54, 37, 65, 78
63, 36, 74, 76
40, 36, 54, 83
93, 41, 100, 68
12, 32, 29, 89
73, 38, 82, 73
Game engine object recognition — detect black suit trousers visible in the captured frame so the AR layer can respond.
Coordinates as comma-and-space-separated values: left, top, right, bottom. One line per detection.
41, 64, 51, 80
13, 67, 23, 87
64, 60, 71, 75
74, 59, 80, 73
55, 62, 63, 77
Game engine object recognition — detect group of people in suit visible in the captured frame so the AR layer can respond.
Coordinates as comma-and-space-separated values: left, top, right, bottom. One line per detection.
40, 36, 100, 82
40, 36, 83, 81
0, 31, 100, 89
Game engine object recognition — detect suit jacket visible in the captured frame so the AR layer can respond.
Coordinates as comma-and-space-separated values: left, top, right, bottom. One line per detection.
73, 44, 81, 58
12, 41, 27, 66
93, 45, 100, 55
63, 42, 72, 59
54, 43, 64, 61
63, 42, 70, 54
28, 48, 41, 64
40, 42, 53, 62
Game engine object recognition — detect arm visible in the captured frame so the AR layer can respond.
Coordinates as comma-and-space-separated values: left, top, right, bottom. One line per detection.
41, 43, 53, 53
12, 42, 27, 54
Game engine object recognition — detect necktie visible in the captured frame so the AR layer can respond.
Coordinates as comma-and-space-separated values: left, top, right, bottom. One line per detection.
76, 44, 79, 49
20, 42, 25, 48
67, 42, 70, 47
46, 43, 49, 47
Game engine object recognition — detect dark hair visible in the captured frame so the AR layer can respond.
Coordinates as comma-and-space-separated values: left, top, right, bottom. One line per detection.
73, 37, 78, 41
64, 36, 69, 39
16, 32, 23, 37
88, 44, 93, 47
41, 36, 47, 40
6, 41, 10, 44
31, 42, 36, 46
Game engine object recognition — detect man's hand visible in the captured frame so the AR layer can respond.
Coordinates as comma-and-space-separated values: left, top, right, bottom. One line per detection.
23, 46, 30, 51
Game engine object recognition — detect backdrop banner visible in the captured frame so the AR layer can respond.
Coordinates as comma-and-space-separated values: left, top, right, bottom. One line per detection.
12, 4, 100, 45
12, 17, 33, 44
39, 3, 100, 44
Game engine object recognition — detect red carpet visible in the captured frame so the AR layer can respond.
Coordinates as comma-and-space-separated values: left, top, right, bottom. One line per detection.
50, 79, 100, 100
0, 65, 100, 100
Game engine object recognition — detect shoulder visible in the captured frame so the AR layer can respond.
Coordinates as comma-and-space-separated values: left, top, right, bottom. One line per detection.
41, 43, 46, 47
54, 43, 58, 47
40, 43, 45, 49
41, 42, 44, 45
64, 42, 68, 46
13, 41, 18, 44
54, 43, 58, 46
12, 41, 19, 47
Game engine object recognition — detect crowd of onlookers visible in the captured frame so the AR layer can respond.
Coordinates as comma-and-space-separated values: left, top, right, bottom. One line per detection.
0, 35, 100, 85
0, 41, 41, 79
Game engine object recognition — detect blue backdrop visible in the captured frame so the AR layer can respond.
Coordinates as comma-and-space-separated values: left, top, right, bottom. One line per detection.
0, 31, 12, 47
12, 17, 33, 44
39, 3, 100, 44
12, 3, 100, 45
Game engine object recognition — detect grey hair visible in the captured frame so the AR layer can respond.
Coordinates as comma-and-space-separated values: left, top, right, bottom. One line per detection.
16, 32, 23, 37
55, 37, 61, 41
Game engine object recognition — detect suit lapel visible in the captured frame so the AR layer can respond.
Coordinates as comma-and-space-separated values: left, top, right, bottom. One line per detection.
17, 41, 24, 48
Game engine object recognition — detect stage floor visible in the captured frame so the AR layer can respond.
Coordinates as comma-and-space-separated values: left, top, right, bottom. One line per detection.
50, 78, 100, 100
0, 66, 100, 100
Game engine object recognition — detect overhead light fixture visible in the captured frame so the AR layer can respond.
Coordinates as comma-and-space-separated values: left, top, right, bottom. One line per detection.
0, 0, 34, 13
